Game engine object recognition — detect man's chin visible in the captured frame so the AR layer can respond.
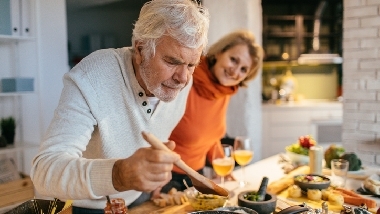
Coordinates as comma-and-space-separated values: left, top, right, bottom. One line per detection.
156, 91, 180, 102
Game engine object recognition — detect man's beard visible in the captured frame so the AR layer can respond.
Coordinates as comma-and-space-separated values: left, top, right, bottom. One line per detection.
140, 59, 185, 102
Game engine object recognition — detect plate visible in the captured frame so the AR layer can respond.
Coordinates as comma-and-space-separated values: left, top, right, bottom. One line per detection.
356, 183, 380, 197
347, 167, 366, 174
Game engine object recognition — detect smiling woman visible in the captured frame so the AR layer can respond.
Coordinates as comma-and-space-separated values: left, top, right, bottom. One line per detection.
160, 29, 263, 193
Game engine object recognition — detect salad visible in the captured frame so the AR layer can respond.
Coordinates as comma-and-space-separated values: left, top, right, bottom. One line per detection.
286, 135, 317, 156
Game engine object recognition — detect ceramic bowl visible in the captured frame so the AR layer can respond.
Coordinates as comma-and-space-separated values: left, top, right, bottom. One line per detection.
293, 174, 331, 191
285, 150, 309, 165
237, 191, 277, 214
184, 187, 228, 211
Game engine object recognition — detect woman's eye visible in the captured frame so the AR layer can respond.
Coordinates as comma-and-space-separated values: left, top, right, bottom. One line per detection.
241, 67, 248, 73
230, 57, 237, 63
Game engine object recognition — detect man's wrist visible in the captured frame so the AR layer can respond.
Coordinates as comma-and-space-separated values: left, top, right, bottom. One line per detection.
112, 159, 124, 191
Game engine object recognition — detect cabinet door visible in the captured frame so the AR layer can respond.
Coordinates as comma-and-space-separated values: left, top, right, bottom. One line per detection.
20, 0, 30, 36
0, 0, 21, 36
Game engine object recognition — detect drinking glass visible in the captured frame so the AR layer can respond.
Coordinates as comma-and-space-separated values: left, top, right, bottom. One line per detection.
330, 159, 349, 188
234, 136, 253, 187
212, 144, 235, 187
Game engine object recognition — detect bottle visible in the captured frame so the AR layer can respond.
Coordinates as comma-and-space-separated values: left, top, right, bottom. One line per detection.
104, 198, 128, 214
309, 146, 323, 175
257, 177, 269, 201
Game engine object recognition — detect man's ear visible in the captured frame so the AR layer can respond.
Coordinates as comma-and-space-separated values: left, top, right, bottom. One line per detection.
134, 41, 143, 65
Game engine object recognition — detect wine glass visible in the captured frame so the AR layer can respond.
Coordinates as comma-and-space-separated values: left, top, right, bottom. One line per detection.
234, 136, 253, 187
212, 144, 235, 187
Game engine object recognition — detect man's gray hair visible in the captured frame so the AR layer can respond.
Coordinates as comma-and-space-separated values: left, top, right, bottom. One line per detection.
132, 0, 210, 58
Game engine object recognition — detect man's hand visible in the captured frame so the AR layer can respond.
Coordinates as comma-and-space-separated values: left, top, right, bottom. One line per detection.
112, 141, 179, 192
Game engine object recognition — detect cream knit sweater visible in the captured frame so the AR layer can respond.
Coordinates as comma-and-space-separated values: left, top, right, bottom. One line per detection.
30, 47, 191, 209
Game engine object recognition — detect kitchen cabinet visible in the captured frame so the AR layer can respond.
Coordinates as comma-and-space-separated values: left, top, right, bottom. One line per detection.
0, 0, 39, 173
262, 0, 343, 62
263, 15, 342, 62
261, 101, 342, 159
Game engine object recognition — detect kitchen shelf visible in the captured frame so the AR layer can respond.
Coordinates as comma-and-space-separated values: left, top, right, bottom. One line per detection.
263, 14, 342, 62
0, 35, 36, 42
0, 92, 34, 97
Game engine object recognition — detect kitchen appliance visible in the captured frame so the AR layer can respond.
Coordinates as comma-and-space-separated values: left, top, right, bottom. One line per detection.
297, 1, 343, 65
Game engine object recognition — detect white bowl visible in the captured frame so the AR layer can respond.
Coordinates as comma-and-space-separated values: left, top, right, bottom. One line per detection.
285, 150, 309, 165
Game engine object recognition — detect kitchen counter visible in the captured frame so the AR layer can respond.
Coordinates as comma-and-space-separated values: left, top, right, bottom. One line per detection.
262, 99, 343, 109
129, 154, 379, 213
230, 155, 380, 213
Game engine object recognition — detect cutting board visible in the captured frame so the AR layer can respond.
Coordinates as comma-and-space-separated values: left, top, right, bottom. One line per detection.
129, 201, 194, 214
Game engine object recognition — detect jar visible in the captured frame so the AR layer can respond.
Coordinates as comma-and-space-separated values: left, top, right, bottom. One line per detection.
104, 198, 128, 214
309, 146, 323, 175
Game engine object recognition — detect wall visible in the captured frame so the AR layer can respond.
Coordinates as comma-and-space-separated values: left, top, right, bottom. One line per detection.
263, 64, 339, 100
66, 4, 141, 67
203, 0, 263, 162
342, 0, 380, 166
15, 0, 69, 174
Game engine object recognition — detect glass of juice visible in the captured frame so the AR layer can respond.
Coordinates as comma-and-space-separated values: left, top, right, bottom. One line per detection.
233, 136, 253, 187
212, 144, 235, 187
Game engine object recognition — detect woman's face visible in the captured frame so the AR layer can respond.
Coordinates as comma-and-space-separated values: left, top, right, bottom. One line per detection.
211, 44, 252, 87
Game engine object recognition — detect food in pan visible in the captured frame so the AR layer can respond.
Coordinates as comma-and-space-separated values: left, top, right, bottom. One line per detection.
185, 187, 228, 210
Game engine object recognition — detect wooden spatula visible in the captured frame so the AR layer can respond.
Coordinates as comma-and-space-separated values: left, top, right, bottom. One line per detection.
141, 131, 229, 197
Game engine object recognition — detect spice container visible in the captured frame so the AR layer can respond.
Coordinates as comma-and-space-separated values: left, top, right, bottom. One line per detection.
104, 198, 128, 214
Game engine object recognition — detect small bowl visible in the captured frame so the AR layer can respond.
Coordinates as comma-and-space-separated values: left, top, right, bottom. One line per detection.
215, 206, 258, 214
285, 150, 309, 165
237, 191, 277, 214
184, 187, 228, 211
293, 174, 331, 191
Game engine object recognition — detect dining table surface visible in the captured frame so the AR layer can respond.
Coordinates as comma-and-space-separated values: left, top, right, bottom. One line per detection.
128, 154, 380, 213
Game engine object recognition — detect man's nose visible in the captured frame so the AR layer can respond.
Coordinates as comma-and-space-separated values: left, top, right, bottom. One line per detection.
173, 67, 188, 84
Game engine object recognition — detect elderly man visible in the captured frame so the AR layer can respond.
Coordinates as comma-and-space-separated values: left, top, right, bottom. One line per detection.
30, 0, 209, 213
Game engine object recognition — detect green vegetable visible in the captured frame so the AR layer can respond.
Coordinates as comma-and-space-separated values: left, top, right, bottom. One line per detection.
340, 152, 362, 171
324, 145, 345, 168
286, 143, 309, 156
243, 191, 260, 201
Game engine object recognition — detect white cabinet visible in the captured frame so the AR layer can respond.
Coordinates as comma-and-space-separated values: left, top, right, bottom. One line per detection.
261, 101, 343, 159
0, 0, 39, 174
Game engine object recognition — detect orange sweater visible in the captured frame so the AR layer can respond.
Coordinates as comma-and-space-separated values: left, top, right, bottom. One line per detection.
170, 57, 237, 174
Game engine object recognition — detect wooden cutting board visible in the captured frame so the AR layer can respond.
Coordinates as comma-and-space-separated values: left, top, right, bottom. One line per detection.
129, 201, 194, 214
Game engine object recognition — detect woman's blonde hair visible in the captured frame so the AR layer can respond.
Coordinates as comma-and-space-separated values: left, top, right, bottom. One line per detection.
207, 30, 264, 87
132, 0, 210, 59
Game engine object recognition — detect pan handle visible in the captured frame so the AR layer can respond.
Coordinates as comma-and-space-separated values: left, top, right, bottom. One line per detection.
276, 205, 309, 214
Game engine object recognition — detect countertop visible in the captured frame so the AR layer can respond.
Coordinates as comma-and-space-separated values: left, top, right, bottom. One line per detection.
262, 99, 343, 109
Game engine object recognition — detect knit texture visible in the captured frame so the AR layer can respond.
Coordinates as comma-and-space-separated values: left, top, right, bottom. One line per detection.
30, 47, 191, 209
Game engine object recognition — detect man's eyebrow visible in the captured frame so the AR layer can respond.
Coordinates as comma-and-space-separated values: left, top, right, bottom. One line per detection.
163, 56, 184, 64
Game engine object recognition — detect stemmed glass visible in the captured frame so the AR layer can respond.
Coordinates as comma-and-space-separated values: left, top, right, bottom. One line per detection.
212, 144, 235, 187
234, 136, 253, 187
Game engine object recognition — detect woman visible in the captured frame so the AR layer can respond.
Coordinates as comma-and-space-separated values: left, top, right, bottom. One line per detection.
162, 29, 263, 192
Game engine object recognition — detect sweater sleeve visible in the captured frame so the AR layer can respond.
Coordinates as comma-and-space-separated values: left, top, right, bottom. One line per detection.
30, 69, 120, 199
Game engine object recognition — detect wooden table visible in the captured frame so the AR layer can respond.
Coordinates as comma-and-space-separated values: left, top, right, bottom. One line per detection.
130, 154, 380, 213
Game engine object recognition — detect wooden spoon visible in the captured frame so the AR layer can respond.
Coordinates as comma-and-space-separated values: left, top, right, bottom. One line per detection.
141, 131, 229, 197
